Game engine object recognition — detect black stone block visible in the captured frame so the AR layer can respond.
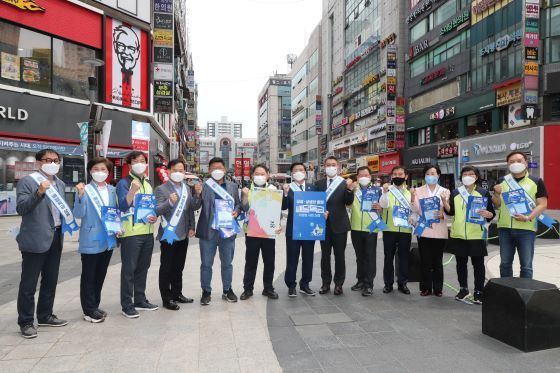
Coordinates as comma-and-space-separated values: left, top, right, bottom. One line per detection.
482, 277, 560, 352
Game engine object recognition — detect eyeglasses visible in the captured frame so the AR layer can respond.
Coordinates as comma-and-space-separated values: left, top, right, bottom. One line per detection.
40, 158, 60, 164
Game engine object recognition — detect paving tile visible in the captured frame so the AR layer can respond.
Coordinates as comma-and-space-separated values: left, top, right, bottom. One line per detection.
357, 320, 395, 333
290, 314, 323, 326
0, 358, 39, 373
199, 357, 241, 373
276, 351, 322, 371
199, 343, 237, 361
336, 333, 378, 349
313, 348, 358, 368
327, 322, 364, 335
271, 337, 310, 358
310, 305, 341, 315
30, 355, 82, 373
318, 313, 352, 324
3, 343, 53, 360
295, 324, 333, 338
0, 333, 23, 346
44, 341, 88, 357
303, 336, 344, 351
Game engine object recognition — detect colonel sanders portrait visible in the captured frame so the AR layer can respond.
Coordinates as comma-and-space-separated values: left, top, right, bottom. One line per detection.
112, 25, 140, 77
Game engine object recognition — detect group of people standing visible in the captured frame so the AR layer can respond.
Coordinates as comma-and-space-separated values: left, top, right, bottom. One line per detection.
14, 148, 548, 340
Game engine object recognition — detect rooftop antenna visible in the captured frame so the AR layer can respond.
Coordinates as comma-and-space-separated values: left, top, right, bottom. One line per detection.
286, 54, 297, 70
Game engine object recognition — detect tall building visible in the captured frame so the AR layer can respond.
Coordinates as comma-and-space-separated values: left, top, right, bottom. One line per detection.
206, 116, 243, 138
198, 135, 257, 176
289, 25, 322, 181
257, 74, 292, 174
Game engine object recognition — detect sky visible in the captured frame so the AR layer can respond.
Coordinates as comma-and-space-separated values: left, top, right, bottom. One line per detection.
188, 0, 323, 139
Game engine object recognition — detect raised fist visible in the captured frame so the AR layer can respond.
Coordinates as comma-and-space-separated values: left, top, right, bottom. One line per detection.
283, 184, 290, 195
75, 182, 86, 197
242, 187, 250, 196
38, 180, 51, 195
382, 183, 390, 194
169, 192, 178, 205
493, 184, 502, 195
130, 179, 142, 193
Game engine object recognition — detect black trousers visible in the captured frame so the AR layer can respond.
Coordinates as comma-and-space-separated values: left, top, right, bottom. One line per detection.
285, 237, 314, 289
320, 227, 348, 286
383, 231, 411, 286
159, 239, 188, 302
243, 236, 275, 291
456, 255, 485, 292
120, 234, 154, 309
80, 250, 113, 315
417, 237, 445, 293
17, 228, 63, 326
350, 230, 378, 288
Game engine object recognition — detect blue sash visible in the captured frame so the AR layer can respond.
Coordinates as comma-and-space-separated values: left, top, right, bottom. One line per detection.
355, 189, 387, 232
504, 174, 555, 228
30, 172, 79, 234
326, 176, 344, 201
161, 183, 188, 244
290, 182, 304, 193
85, 184, 117, 248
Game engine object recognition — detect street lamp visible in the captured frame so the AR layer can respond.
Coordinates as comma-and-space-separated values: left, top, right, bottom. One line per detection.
241, 150, 245, 187
84, 58, 105, 161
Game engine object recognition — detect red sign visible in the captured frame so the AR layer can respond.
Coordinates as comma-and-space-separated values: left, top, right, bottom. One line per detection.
420, 67, 447, 85
235, 158, 251, 177
379, 152, 401, 174
0, 0, 102, 48
132, 139, 149, 153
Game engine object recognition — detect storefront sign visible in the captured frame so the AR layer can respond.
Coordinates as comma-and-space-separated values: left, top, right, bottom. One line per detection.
154, 13, 173, 29
153, 63, 173, 80
379, 152, 400, 174
406, 0, 443, 24
154, 29, 173, 46
480, 30, 521, 56
0, 105, 28, 121
438, 142, 458, 158
380, 33, 397, 48
366, 155, 380, 172
496, 82, 521, 106
154, 80, 172, 96
525, 47, 538, 61
525, 2, 539, 18
270, 79, 290, 86
472, 0, 499, 14
153, 46, 173, 64
420, 67, 446, 85
1, 0, 44, 11
520, 104, 539, 120
524, 32, 539, 47
131, 120, 150, 154
524, 75, 538, 90
524, 62, 539, 76
525, 18, 539, 33
429, 106, 455, 121
524, 90, 538, 104
410, 40, 429, 58
440, 10, 470, 35
368, 123, 386, 140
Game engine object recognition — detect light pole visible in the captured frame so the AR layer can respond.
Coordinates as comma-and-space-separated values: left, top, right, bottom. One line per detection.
84, 58, 105, 173
241, 150, 245, 187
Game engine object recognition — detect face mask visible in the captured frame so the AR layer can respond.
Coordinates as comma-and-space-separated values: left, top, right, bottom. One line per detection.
253, 175, 266, 186
41, 162, 60, 176
425, 175, 438, 185
325, 166, 338, 178
131, 163, 147, 175
374, 182, 381, 187
392, 177, 406, 186
358, 177, 371, 187
293, 171, 305, 182
462, 176, 476, 186
170, 172, 184, 183
211, 169, 225, 181
509, 162, 526, 174
91, 171, 108, 183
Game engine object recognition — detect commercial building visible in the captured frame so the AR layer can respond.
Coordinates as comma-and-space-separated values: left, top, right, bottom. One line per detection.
205, 116, 243, 138
257, 75, 292, 174
198, 135, 257, 178
289, 26, 322, 181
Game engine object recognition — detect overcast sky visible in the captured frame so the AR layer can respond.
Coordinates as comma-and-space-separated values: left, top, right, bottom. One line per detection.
188, 0, 322, 139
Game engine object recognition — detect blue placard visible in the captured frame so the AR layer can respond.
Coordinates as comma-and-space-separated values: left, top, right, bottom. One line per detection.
392, 206, 411, 228
466, 196, 488, 225
528, 162, 538, 169
361, 187, 381, 212
214, 199, 234, 229
134, 194, 156, 224
293, 191, 327, 241
502, 189, 531, 215
420, 196, 441, 224
102, 206, 123, 234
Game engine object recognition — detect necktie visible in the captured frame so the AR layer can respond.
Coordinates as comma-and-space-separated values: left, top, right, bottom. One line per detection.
328, 179, 331, 188
299, 185, 304, 191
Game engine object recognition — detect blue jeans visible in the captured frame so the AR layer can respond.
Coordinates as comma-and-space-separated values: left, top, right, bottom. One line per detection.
498, 228, 536, 279
199, 235, 235, 293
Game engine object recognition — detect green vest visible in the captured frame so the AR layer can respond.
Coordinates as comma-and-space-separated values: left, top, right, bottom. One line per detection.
350, 188, 377, 233
382, 187, 412, 234
121, 174, 154, 238
450, 187, 486, 240
497, 173, 539, 232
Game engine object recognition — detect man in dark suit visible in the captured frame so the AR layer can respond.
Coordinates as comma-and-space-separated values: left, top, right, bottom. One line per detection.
315, 156, 354, 295
155, 159, 202, 311
282, 162, 316, 297
196, 157, 241, 305
16, 149, 69, 339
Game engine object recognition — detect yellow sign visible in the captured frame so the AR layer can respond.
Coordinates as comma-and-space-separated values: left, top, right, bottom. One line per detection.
387, 77, 397, 85
496, 82, 521, 107
1, 0, 44, 11
367, 156, 380, 173
524, 62, 539, 76
471, 0, 513, 25
154, 30, 173, 46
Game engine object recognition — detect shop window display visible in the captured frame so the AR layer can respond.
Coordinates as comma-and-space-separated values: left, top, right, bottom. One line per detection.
467, 111, 492, 135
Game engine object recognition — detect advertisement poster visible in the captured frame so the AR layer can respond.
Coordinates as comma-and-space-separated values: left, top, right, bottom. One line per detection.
246, 188, 283, 239
131, 120, 150, 154
21, 58, 40, 83
293, 191, 327, 241
1, 52, 20, 81
0, 191, 17, 216
105, 17, 149, 110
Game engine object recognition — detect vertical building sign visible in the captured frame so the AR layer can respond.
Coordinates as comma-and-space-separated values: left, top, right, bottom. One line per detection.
153, 0, 174, 113
521, 0, 540, 119
386, 44, 399, 150
131, 120, 150, 155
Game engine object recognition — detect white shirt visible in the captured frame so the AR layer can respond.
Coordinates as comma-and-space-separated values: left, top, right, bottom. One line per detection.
97, 184, 110, 205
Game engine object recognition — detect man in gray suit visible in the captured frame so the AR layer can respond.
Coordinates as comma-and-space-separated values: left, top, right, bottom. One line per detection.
196, 157, 241, 305
155, 159, 202, 311
16, 149, 69, 339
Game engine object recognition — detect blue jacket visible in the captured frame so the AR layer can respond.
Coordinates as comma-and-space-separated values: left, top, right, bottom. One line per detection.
73, 182, 118, 254
281, 183, 315, 239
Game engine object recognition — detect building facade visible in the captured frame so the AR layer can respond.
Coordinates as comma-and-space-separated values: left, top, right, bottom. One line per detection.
198, 135, 257, 177
205, 116, 243, 138
257, 75, 292, 174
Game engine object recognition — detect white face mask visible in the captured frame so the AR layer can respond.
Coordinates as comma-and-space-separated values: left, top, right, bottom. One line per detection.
462, 176, 476, 186
170, 172, 184, 183
509, 162, 526, 174
41, 162, 60, 176
325, 166, 338, 178
211, 169, 225, 181
293, 171, 306, 182
131, 163, 147, 175
358, 177, 371, 187
253, 175, 266, 186
91, 171, 108, 183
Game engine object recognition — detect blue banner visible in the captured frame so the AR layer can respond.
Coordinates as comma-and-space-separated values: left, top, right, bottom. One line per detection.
293, 191, 327, 241
134, 194, 156, 224
420, 196, 441, 225
502, 189, 531, 215
466, 196, 488, 225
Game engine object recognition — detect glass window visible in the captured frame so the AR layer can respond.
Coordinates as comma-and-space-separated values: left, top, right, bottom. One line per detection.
309, 49, 318, 70
434, 0, 457, 25
433, 121, 458, 142
309, 77, 318, 95
53, 39, 96, 101
291, 88, 307, 108
550, 37, 560, 63
410, 18, 428, 43
410, 55, 426, 78
292, 63, 307, 89
467, 112, 492, 135
0, 21, 51, 93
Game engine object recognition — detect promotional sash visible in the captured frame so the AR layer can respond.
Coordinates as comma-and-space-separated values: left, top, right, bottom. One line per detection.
457, 186, 471, 204
161, 183, 189, 244
205, 178, 240, 238
85, 184, 117, 248
326, 176, 344, 201
355, 189, 387, 232
290, 182, 304, 193
30, 172, 79, 234
504, 174, 555, 228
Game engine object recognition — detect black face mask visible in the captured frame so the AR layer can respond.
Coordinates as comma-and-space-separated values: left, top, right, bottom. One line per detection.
392, 177, 406, 186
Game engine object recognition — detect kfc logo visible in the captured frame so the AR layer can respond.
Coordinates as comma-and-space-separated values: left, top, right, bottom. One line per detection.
113, 25, 140, 76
